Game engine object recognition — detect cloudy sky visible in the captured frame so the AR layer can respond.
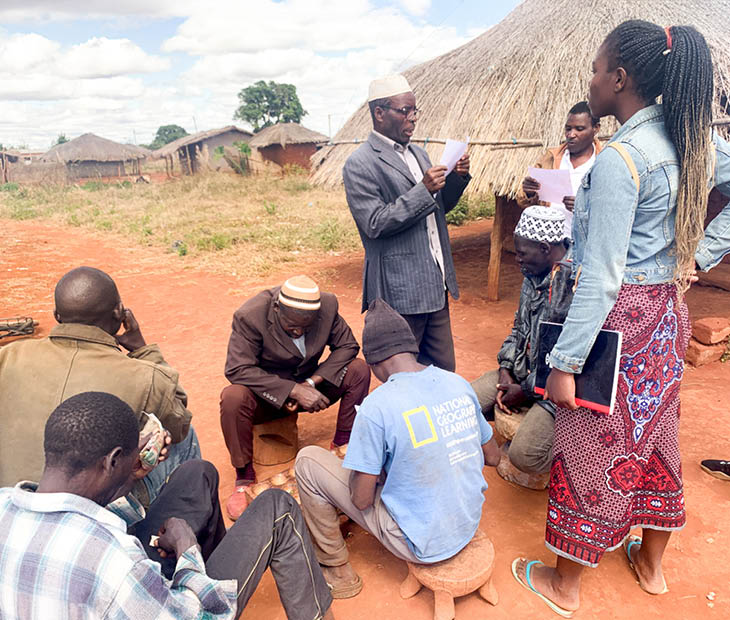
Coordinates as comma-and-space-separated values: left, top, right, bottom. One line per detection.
0, 0, 521, 150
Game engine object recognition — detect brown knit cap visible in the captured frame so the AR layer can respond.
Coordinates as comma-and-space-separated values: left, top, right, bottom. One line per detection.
362, 299, 419, 365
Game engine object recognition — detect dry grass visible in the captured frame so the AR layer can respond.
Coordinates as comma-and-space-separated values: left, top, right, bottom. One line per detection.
0, 171, 362, 276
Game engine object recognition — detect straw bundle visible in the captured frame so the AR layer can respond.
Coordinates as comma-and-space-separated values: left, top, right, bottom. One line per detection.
311, 0, 730, 197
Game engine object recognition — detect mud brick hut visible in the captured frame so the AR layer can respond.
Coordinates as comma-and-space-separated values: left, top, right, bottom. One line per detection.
311, 0, 730, 300
249, 123, 328, 170
39, 133, 147, 180
155, 125, 253, 176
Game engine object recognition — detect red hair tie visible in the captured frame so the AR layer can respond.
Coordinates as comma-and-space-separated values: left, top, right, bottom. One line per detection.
664, 26, 673, 51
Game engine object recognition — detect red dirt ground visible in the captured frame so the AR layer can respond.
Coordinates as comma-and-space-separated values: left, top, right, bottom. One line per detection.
1, 218, 728, 620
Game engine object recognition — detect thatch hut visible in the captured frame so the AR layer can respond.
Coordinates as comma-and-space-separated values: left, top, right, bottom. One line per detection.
249, 123, 328, 170
39, 133, 147, 179
155, 125, 253, 176
311, 0, 730, 299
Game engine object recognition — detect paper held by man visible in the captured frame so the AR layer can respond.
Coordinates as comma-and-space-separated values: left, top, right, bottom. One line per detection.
440, 138, 469, 175
527, 167, 573, 204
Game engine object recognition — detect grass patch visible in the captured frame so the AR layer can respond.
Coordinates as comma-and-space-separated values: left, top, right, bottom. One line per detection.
446, 194, 495, 226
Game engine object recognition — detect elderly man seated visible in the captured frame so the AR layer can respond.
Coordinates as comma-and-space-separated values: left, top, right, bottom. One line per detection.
294, 299, 500, 597
0, 266, 199, 506
471, 207, 574, 481
221, 275, 370, 519
0, 392, 334, 620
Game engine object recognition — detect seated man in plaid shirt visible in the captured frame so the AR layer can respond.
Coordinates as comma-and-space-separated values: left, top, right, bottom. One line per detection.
0, 392, 333, 620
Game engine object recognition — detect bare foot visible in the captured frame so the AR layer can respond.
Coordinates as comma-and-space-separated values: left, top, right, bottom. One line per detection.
514, 559, 580, 612
627, 542, 667, 594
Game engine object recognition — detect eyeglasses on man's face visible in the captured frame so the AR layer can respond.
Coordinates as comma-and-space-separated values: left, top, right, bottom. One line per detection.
381, 105, 420, 119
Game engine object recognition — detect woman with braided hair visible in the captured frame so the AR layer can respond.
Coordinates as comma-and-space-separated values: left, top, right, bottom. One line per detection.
511, 20, 730, 617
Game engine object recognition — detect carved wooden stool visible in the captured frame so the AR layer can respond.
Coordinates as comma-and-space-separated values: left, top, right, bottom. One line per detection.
400, 529, 498, 620
493, 406, 525, 441
252, 413, 299, 465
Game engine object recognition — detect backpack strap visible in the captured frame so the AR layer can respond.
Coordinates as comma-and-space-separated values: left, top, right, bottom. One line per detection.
607, 142, 640, 192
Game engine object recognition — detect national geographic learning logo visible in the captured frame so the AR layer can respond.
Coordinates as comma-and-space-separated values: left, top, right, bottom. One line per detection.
402, 394, 478, 449
402, 406, 438, 448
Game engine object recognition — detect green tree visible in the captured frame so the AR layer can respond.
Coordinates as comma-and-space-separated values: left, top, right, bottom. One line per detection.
233, 81, 307, 132
149, 124, 188, 150
56, 134, 69, 145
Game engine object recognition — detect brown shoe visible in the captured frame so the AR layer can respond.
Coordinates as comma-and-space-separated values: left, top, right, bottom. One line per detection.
226, 482, 253, 521
322, 563, 363, 599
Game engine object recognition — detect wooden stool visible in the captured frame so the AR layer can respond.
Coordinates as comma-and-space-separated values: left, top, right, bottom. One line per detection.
494, 406, 525, 441
252, 413, 298, 465
400, 529, 498, 620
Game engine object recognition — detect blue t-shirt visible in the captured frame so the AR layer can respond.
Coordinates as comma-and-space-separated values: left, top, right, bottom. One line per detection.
343, 365, 492, 562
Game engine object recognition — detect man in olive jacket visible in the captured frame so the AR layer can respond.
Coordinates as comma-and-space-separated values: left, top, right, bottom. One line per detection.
0, 266, 199, 505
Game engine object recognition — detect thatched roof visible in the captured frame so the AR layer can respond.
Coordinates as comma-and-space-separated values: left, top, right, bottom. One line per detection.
249, 123, 329, 148
311, 0, 730, 197
125, 144, 153, 157
40, 133, 147, 163
155, 125, 253, 158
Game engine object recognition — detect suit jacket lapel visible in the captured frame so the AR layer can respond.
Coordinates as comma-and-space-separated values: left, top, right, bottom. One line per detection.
368, 133, 415, 186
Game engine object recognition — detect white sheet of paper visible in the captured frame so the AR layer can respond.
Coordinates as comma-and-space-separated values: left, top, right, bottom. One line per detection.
439, 138, 469, 175
527, 167, 573, 204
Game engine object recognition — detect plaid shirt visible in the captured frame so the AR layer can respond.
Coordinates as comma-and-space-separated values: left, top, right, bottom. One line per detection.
0, 484, 237, 619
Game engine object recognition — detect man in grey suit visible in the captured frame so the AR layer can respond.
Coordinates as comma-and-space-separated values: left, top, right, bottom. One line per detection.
343, 74, 470, 371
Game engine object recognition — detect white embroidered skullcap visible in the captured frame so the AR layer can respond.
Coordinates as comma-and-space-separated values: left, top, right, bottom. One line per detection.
368, 74, 412, 102
514, 206, 566, 244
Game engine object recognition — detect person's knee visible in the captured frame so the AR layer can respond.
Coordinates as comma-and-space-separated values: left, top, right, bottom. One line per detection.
345, 357, 370, 386
220, 384, 257, 416
508, 438, 552, 474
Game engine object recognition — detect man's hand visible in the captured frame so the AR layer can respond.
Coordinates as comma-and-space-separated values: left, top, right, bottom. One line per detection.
544, 368, 578, 410
496, 383, 527, 414
454, 153, 470, 177
289, 383, 330, 412
154, 517, 199, 559
283, 398, 300, 414
422, 165, 447, 193
522, 176, 540, 200
131, 432, 153, 480
116, 308, 146, 352
562, 195, 576, 212
156, 431, 172, 464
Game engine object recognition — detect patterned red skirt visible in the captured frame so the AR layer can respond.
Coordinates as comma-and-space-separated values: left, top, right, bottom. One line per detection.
545, 283, 690, 567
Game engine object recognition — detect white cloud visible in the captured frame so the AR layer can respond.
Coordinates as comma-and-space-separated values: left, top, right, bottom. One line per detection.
0, 1, 489, 149
398, 0, 431, 16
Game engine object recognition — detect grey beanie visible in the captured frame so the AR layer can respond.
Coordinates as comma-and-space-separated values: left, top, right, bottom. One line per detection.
361, 299, 419, 364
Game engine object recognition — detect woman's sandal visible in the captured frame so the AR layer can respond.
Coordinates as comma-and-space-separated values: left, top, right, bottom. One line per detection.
624, 535, 669, 595
511, 557, 575, 618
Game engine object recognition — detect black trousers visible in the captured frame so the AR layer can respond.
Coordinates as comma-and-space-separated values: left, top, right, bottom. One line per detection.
402, 295, 455, 371
131, 460, 332, 619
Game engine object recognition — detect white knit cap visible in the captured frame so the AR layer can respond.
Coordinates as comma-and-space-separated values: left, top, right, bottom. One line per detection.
514, 206, 566, 244
368, 74, 412, 102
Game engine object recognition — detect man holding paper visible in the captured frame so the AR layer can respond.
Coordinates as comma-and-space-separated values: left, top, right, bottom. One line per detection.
342, 73, 470, 371
517, 101, 601, 238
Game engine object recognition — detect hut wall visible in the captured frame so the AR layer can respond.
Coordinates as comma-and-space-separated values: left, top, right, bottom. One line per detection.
198, 131, 253, 172
258, 144, 318, 170
68, 161, 127, 180
6, 161, 68, 184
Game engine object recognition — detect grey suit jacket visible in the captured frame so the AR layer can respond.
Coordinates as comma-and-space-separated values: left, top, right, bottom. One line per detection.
343, 131, 470, 314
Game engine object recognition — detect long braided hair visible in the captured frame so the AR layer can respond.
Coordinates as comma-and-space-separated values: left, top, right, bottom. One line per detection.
603, 20, 714, 291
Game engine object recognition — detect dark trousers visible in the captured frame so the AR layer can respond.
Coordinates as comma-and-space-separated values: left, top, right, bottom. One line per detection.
219, 357, 371, 468
133, 460, 332, 619
402, 296, 455, 372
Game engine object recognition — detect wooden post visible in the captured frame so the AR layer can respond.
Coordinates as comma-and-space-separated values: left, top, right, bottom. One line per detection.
486, 193, 507, 301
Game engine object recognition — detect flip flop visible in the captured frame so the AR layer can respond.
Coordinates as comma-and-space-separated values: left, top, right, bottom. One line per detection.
511, 557, 574, 618
326, 573, 363, 599
623, 535, 669, 595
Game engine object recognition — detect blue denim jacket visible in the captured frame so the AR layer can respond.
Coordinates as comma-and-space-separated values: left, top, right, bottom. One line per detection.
550, 104, 730, 373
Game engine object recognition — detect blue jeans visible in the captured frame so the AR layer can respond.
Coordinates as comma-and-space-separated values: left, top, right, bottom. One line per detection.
143, 426, 201, 503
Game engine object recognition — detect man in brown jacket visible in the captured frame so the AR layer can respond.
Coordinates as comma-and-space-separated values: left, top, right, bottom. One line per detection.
221, 275, 370, 520
517, 101, 602, 239
0, 266, 199, 505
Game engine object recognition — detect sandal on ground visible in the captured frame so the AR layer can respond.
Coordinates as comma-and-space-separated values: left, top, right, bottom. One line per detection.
623, 535, 669, 595
700, 459, 730, 481
326, 574, 363, 599
511, 557, 574, 618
